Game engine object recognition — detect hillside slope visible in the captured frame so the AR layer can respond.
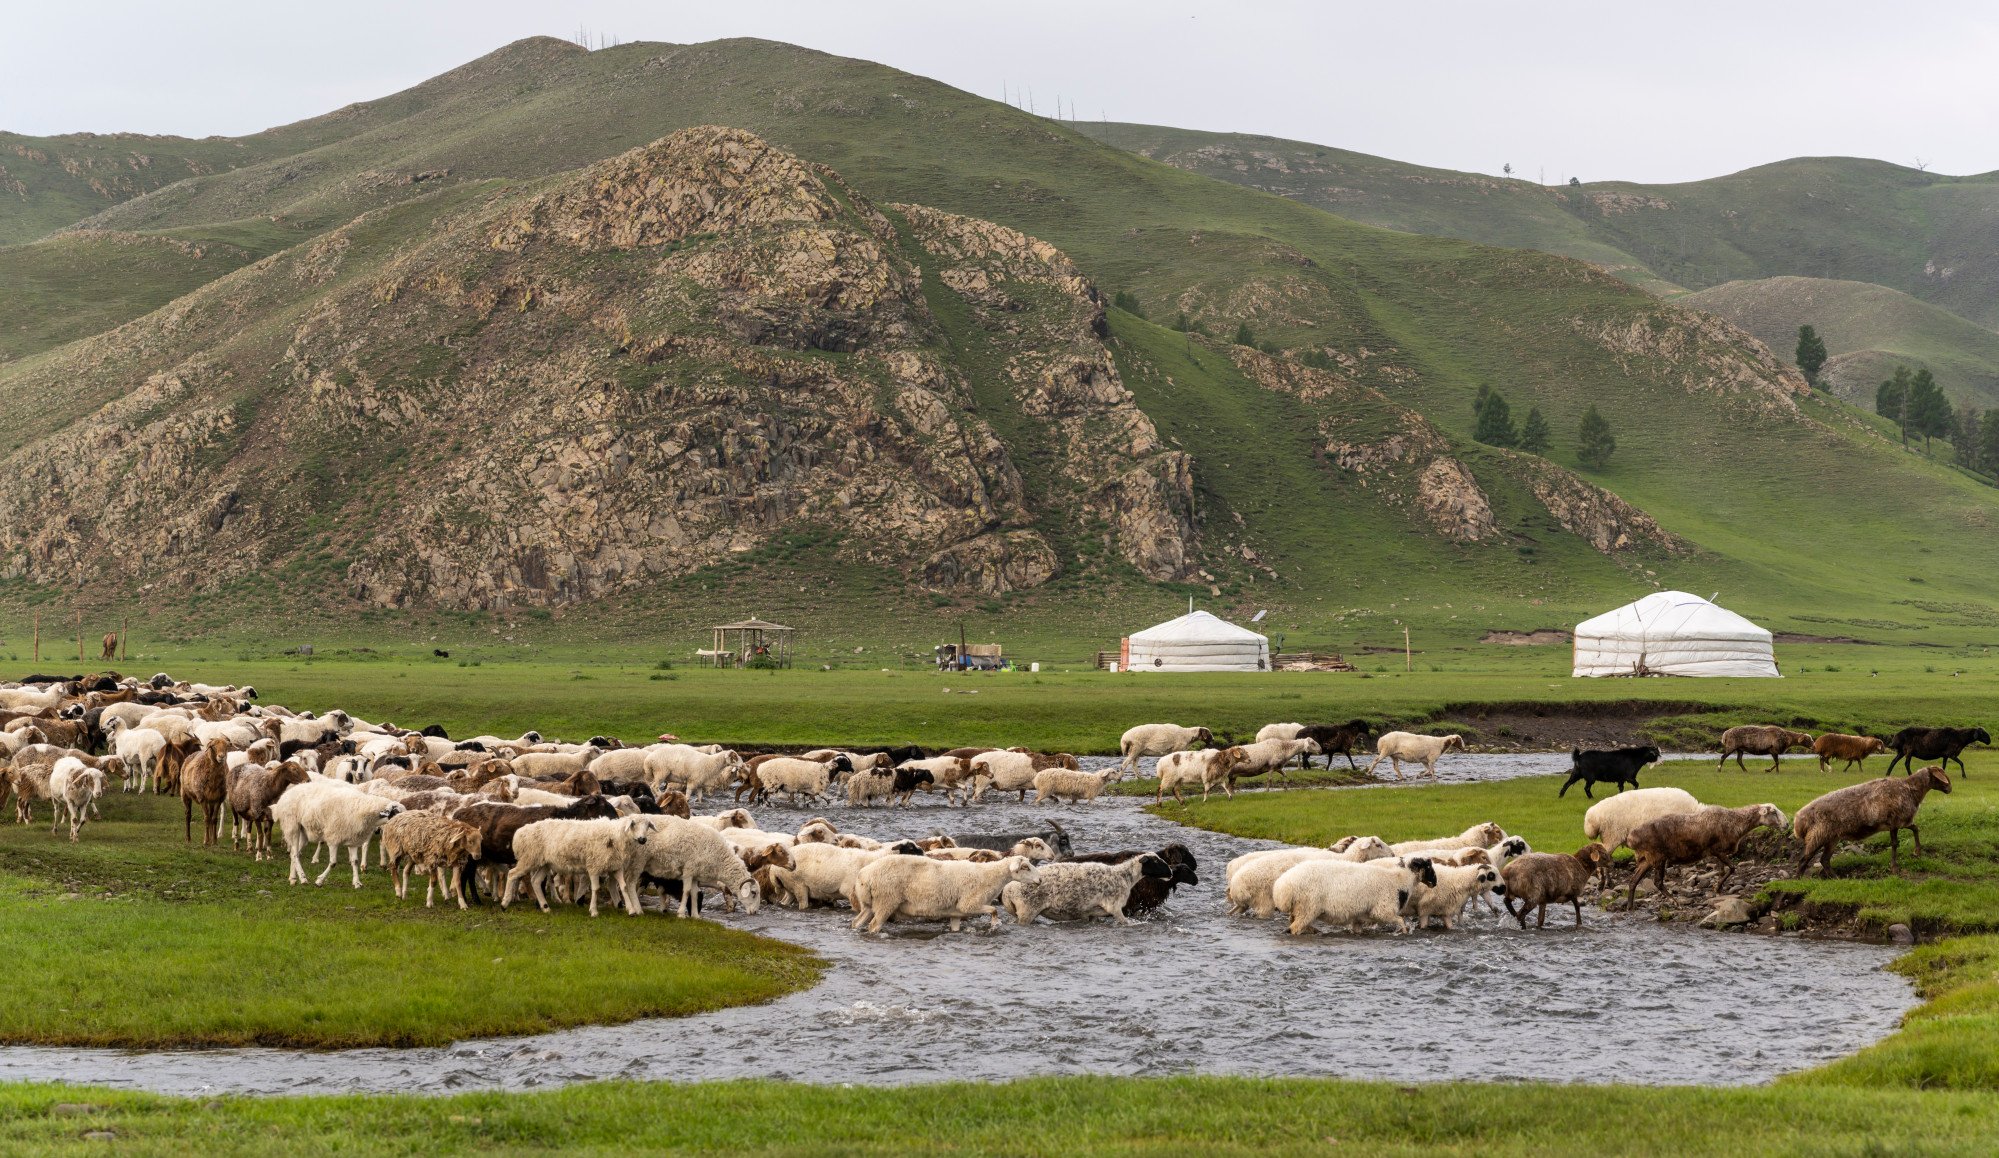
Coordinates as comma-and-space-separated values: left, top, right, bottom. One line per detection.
1681, 276, 1999, 410
1082, 122, 1999, 330
6, 38, 1999, 646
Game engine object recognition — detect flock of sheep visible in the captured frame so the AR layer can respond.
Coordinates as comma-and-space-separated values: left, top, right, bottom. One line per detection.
0, 672, 1970, 936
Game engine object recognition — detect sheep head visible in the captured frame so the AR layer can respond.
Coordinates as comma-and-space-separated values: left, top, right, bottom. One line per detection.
1136, 853, 1172, 880
1573, 843, 1613, 872
1194, 727, 1215, 745
732, 878, 761, 914
1748, 803, 1787, 831
1001, 854, 1037, 880
1404, 856, 1438, 888
1916, 766, 1953, 794
1442, 734, 1467, 753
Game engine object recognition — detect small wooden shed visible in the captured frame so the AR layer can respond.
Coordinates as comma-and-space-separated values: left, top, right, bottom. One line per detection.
705, 617, 796, 669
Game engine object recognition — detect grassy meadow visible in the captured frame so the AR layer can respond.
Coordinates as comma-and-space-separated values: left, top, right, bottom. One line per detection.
0, 792, 817, 1048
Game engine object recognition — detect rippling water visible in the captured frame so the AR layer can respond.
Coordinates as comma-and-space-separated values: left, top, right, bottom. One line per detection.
0, 754, 1910, 1094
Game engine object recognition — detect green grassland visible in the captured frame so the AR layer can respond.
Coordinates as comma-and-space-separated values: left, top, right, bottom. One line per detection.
0, 791, 817, 1048
1082, 121, 1999, 331
1680, 275, 1999, 410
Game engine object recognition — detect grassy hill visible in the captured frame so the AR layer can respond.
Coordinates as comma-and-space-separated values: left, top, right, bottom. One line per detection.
7, 37, 1999, 651
1080, 122, 1999, 330
1679, 276, 1999, 410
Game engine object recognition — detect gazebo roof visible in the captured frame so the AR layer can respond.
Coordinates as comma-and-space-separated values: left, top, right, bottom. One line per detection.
711, 617, 794, 631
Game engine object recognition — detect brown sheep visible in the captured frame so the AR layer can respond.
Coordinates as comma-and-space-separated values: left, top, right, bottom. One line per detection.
1622, 803, 1786, 908
1794, 766, 1951, 876
1501, 844, 1612, 929
1812, 733, 1889, 775
181, 737, 232, 845
227, 759, 310, 859
380, 811, 486, 908
1716, 726, 1814, 772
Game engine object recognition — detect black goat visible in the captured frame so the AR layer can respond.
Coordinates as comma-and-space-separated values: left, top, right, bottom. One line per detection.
890, 766, 933, 807
1068, 842, 1199, 916
1295, 721, 1374, 770
1885, 726, 1990, 778
1558, 745, 1659, 798
953, 817, 1072, 858
851, 743, 930, 764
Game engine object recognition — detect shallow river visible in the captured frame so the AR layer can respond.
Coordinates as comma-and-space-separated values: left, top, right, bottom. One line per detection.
0, 754, 1910, 1094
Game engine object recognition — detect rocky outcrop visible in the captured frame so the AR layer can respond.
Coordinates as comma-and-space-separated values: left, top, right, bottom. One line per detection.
1519, 458, 1683, 554
0, 129, 1204, 608
1580, 307, 1812, 413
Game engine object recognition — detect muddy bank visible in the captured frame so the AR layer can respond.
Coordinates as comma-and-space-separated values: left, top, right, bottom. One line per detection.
1418, 700, 1720, 753
0, 762, 1913, 1095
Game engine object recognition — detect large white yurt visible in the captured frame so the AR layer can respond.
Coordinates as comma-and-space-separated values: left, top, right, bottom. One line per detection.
1571, 591, 1779, 678
1123, 610, 1270, 672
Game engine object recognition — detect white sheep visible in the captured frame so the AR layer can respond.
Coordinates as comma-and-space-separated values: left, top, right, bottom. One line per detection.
1272, 856, 1436, 935
1584, 786, 1702, 851
781, 841, 908, 909
850, 853, 1039, 932
845, 767, 896, 808
970, 751, 1039, 801
1390, 822, 1507, 856
503, 815, 657, 917
510, 750, 588, 780
1227, 737, 1320, 790
1254, 723, 1305, 743
1000, 855, 1166, 924
1367, 732, 1466, 779
1031, 767, 1119, 805
1224, 840, 1391, 918
635, 816, 761, 917
272, 781, 406, 888
899, 755, 985, 806
645, 745, 744, 801
1403, 862, 1504, 930
692, 808, 756, 831
112, 727, 167, 793
1117, 723, 1214, 774
48, 758, 108, 842
754, 757, 839, 806
1154, 747, 1247, 803
588, 745, 659, 781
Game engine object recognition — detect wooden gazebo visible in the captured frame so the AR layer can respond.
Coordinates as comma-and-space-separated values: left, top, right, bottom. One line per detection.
704, 617, 796, 668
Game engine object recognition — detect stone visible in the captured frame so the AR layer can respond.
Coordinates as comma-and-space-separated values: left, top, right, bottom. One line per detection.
1888, 923, 1915, 945
49, 1104, 101, 1117
82, 1131, 117, 1142
1700, 897, 1756, 928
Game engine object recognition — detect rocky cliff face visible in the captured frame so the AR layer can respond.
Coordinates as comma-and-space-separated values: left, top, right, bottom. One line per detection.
0, 128, 1197, 608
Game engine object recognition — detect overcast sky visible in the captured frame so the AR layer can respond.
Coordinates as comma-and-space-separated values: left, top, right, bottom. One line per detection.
7, 1, 1996, 184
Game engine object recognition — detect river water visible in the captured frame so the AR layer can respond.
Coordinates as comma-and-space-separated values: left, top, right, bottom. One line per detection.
0, 754, 1910, 1094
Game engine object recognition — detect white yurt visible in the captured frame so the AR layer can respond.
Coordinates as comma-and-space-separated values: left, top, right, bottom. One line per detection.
1571, 591, 1779, 678
1123, 610, 1270, 673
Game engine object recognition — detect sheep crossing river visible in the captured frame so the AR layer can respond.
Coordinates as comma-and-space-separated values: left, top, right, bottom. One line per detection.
0, 754, 1909, 1094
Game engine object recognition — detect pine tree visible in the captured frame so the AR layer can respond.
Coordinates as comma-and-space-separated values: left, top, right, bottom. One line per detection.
1576, 405, 1616, 468
1233, 321, 1256, 347
1980, 411, 1999, 478
1473, 389, 1518, 447
1112, 290, 1145, 319
1956, 406, 1983, 471
1878, 366, 1913, 445
1794, 325, 1828, 386
1172, 311, 1190, 333
1519, 406, 1551, 455
1908, 368, 1952, 452
1473, 384, 1492, 421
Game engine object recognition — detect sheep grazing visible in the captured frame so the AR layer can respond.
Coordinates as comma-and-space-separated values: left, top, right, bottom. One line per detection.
1032, 766, 1120, 805
1001, 854, 1172, 924
454, 795, 623, 903
180, 737, 232, 846
850, 853, 1040, 932
1389, 822, 1506, 856
1367, 732, 1465, 780
636, 816, 762, 917
1793, 766, 1951, 876
503, 815, 657, 917
1583, 787, 1701, 853
1295, 721, 1374, 771
1716, 725, 1814, 772
380, 812, 485, 908
1067, 843, 1198, 916
1884, 726, 1990, 778
47, 758, 108, 842
1154, 746, 1246, 803
1812, 733, 1890, 775
1404, 862, 1505, 930
112, 726, 167, 793
1622, 803, 1787, 908
1271, 856, 1438, 936
1226, 738, 1319, 791
272, 782, 407, 887
1559, 745, 1660, 798
1501, 844, 1613, 929
1117, 723, 1213, 775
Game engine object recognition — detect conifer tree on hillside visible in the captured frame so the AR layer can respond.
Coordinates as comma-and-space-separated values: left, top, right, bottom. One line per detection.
1577, 405, 1616, 468
1878, 366, 1913, 445
1794, 325, 1828, 386
1519, 406, 1551, 455
1955, 405, 1983, 471
1234, 321, 1256, 347
1908, 368, 1952, 452
1473, 389, 1518, 447
1980, 411, 1999, 479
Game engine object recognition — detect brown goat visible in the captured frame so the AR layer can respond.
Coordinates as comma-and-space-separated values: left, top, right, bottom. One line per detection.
1794, 766, 1951, 876
1501, 845, 1612, 929
1623, 803, 1786, 907
1716, 726, 1814, 772
1813, 733, 1889, 775
180, 737, 232, 845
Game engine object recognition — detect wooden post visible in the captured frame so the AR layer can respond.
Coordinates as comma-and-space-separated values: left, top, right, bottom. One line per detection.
120, 617, 128, 662
1404, 626, 1412, 672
